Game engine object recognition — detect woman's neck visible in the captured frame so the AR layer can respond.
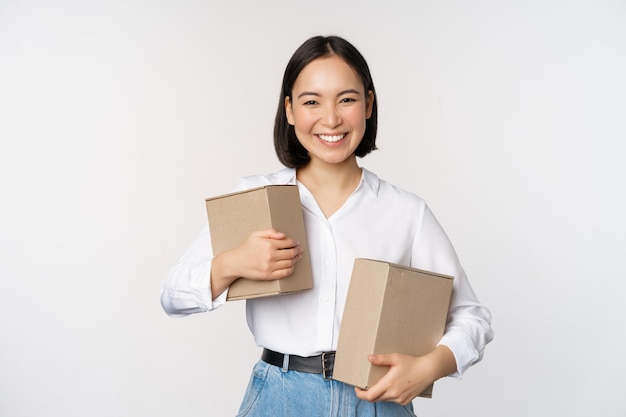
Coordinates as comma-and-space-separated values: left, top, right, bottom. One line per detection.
296, 157, 362, 218
297, 157, 361, 190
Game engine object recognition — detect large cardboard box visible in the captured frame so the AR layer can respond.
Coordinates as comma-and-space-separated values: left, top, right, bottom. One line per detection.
332, 258, 453, 398
205, 185, 312, 301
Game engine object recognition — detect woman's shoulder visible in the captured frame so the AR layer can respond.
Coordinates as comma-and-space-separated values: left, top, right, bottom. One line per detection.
364, 168, 427, 208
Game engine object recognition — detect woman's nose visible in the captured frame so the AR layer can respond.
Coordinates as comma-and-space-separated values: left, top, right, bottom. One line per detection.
322, 104, 342, 127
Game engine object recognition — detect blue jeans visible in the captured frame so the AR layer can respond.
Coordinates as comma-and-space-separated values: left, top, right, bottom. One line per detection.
236, 360, 417, 417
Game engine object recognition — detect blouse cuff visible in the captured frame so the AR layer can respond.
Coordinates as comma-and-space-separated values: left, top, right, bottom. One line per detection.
190, 258, 227, 311
438, 331, 481, 379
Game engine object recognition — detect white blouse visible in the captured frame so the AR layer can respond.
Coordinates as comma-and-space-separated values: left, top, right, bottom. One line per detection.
161, 167, 494, 378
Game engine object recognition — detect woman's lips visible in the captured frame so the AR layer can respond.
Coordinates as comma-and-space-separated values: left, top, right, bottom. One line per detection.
317, 133, 346, 143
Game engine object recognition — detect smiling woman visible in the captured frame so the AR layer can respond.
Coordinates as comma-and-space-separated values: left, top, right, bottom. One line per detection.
2, 1, 625, 415
161, 35, 494, 417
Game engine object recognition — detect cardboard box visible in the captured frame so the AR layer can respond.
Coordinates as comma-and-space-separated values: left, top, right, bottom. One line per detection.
332, 258, 453, 398
205, 185, 312, 301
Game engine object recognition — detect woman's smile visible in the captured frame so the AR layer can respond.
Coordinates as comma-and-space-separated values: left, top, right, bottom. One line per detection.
317, 133, 347, 144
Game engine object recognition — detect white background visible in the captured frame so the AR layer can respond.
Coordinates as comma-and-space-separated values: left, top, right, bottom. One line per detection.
1, 1, 625, 416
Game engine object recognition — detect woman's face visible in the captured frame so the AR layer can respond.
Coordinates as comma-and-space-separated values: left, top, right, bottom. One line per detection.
286, 55, 374, 168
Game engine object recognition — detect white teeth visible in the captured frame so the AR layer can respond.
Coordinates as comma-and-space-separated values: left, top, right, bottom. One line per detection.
318, 134, 345, 143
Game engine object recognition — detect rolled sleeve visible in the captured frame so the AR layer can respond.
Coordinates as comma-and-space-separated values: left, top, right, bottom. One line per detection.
438, 308, 493, 378
161, 226, 227, 317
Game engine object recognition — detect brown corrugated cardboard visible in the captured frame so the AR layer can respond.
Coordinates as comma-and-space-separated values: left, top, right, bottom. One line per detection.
332, 258, 453, 398
205, 185, 312, 301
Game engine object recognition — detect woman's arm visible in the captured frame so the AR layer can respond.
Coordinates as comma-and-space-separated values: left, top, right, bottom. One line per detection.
356, 203, 493, 403
161, 226, 303, 317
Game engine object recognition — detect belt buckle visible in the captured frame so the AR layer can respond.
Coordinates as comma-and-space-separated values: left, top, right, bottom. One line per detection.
321, 351, 336, 380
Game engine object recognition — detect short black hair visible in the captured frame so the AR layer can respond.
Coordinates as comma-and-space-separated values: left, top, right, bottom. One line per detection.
274, 35, 378, 168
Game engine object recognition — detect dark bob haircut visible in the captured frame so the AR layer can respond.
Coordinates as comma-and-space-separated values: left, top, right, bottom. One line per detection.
274, 35, 378, 168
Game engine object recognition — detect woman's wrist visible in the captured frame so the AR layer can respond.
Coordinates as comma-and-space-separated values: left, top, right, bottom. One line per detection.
427, 344, 457, 381
210, 250, 239, 298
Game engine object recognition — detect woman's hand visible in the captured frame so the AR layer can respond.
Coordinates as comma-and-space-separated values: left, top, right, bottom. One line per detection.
210, 228, 303, 297
354, 345, 457, 405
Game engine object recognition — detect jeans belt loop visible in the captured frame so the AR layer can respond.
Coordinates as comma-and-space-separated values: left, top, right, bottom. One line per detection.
282, 353, 290, 372
322, 351, 335, 380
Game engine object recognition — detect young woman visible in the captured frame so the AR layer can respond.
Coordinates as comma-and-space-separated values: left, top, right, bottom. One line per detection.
161, 35, 494, 417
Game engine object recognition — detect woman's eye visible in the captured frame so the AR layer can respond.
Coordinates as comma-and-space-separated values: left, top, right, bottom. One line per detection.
340, 97, 356, 103
303, 100, 318, 105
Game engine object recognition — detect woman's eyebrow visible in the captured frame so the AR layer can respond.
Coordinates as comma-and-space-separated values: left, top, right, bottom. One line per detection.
337, 89, 361, 97
297, 91, 320, 99
296, 89, 361, 99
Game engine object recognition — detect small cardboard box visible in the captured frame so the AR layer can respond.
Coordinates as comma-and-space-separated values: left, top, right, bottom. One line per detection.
332, 258, 453, 398
205, 185, 312, 301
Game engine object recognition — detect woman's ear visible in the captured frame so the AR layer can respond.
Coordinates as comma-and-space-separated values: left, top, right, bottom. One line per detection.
285, 96, 295, 126
365, 90, 374, 119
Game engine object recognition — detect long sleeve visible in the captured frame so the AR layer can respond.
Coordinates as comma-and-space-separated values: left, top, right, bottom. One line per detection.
160, 168, 494, 370
412, 205, 494, 378
160, 225, 228, 317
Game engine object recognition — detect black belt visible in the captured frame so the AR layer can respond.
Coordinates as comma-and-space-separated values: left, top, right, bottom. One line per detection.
261, 348, 336, 380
